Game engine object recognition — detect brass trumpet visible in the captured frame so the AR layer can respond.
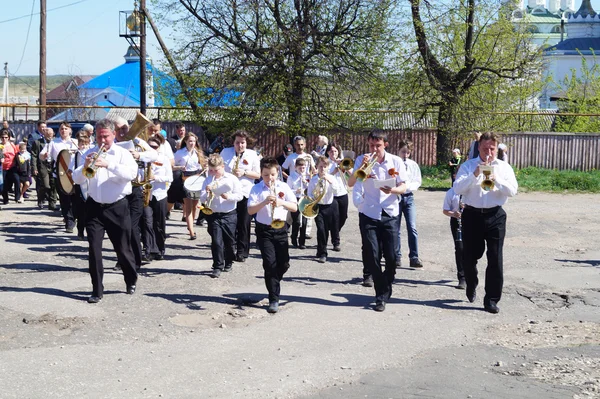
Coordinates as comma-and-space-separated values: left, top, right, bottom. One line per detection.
353, 152, 377, 182
270, 183, 286, 229
201, 182, 216, 215
83, 144, 107, 179
480, 156, 495, 191
337, 157, 354, 192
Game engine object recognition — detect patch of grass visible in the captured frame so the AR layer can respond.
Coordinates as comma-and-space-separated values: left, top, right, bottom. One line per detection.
421, 165, 600, 193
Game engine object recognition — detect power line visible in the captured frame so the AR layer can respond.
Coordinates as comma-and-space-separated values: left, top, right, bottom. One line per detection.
0, 0, 91, 25
12, 0, 37, 76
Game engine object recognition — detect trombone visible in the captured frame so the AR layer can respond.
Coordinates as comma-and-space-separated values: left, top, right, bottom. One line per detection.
353, 152, 377, 182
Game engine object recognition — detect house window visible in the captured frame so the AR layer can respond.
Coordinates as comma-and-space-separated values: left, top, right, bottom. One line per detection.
551, 25, 562, 33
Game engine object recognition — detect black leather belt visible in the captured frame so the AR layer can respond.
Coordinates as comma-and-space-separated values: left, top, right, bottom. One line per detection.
464, 205, 500, 214
90, 197, 127, 208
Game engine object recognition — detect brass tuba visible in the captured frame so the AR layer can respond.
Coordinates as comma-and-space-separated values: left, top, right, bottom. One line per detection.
270, 183, 286, 229
298, 178, 327, 219
353, 152, 377, 182
83, 144, 107, 179
121, 111, 154, 143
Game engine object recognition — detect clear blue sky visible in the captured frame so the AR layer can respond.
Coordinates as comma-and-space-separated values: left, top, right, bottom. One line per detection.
0, 0, 170, 77
2, 0, 600, 77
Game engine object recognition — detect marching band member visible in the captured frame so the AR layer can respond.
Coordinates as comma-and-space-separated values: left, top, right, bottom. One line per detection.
30, 127, 58, 210
174, 132, 206, 240
453, 132, 518, 314
286, 157, 309, 249
220, 130, 260, 262
326, 142, 349, 251
146, 134, 173, 261
40, 122, 79, 233
248, 157, 297, 314
307, 156, 339, 264
71, 132, 91, 240
351, 131, 408, 312
442, 187, 465, 289
112, 116, 158, 270
199, 154, 243, 278
71, 119, 138, 303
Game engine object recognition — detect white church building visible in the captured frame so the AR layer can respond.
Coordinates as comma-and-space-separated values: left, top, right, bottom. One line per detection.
541, 0, 600, 108
508, 0, 576, 47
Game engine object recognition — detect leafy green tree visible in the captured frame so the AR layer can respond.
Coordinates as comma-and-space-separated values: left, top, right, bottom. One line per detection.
407, 0, 542, 163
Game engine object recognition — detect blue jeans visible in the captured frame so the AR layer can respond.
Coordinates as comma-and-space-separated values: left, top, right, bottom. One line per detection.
396, 193, 419, 260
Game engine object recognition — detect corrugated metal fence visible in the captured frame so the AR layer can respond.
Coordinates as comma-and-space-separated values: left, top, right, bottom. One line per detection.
7, 121, 600, 170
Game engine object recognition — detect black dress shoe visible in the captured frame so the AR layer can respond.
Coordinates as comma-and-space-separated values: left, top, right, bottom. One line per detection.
267, 301, 279, 313
224, 264, 232, 272
87, 295, 102, 303
456, 279, 466, 290
467, 289, 476, 303
362, 275, 374, 287
126, 285, 136, 295
484, 301, 500, 314
210, 269, 222, 278
298, 245, 306, 250
317, 256, 326, 263
332, 245, 341, 252
374, 301, 386, 312
235, 255, 246, 262
142, 254, 153, 263
153, 253, 164, 261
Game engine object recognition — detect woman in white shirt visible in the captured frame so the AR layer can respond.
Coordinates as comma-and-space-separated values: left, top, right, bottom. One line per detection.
173, 132, 206, 240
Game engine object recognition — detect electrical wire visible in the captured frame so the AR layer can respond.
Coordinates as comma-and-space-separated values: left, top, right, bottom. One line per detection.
0, 0, 91, 25
12, 0, 36, 76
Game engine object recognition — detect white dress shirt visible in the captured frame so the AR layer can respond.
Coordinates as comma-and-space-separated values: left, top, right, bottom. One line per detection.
443, 187, 461, 213
453, 157, 518, 208
199, 172, 243, 213
220, 147, 261, 198
248, 180, 297, 225
174, 148, 203, 172
328, 162, 348, 197
41, 137, 78, 177
151, 153, 173, 201
307, 174, 339, 205
72, 144, 138, 204
282, 152, 315, 172
115, 138, 159, 163
402, 158, 422, 193
351, 152, 408, 220
287, 170, 310, 198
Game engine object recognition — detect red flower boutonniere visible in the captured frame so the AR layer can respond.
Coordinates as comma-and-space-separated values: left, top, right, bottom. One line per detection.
278, 191, 285, 198
243, 159, 248, 165
388, 168, 399, 176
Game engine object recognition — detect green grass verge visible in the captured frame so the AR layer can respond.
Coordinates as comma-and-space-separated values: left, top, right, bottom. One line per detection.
421, 166, 600, 193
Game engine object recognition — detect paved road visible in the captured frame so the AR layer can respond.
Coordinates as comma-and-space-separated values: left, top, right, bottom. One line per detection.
0, 190, 599, 398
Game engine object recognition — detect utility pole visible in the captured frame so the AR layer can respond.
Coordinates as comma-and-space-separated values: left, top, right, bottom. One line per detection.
39, 0, 47, 120
140, 0, 147, 116
2, 63, 8, 121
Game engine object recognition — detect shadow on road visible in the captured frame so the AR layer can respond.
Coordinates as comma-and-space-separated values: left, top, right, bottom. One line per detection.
556, 258, 600, 267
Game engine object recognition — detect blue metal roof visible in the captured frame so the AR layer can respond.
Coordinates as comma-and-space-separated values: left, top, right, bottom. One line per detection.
79, 60, 241, 107
545, 37, 600, 52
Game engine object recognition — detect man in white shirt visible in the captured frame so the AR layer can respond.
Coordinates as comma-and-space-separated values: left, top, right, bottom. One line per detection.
453, 132, 518, 314
200, 154, 243, 277
350, 131, 408, 312
282, 135, 316, 176
220, 130, 261, 262
72, 119, 139, 304
112, 116, 159, 268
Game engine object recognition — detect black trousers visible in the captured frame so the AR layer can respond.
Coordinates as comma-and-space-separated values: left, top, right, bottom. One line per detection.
36, 168, 57, 206
255, 222, 290, 302
290, 209, 307, 246
207, 210, 237, 270
333, 194, 349, 240
141, 205, 157, 256
462, 206, 506, 305
55, 177, 75, 229
2, 169, 20, 203
450, 217, 465, 281
86, 197, 138, 297
149, 196, 168, 255
236, 197, 252, 258
359, 211, 399, 303
315, 202, 339, 257
127, 187, 144, 268
72, 186, 87, 237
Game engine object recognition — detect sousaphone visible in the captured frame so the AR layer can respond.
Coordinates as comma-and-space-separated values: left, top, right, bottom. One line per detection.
56, 149, 75, 195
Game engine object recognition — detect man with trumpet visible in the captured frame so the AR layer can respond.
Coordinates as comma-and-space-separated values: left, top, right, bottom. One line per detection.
72, 119, 139, 304
200, 154, 243, 278
349, 131, 408, 312
453, 132, 517, 314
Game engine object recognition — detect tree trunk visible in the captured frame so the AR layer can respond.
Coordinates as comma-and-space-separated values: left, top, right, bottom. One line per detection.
436, 98, 460, 166
287, 53, 305, 135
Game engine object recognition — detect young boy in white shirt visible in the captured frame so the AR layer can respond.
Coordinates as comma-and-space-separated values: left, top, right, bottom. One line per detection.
286, 157, 309, 248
